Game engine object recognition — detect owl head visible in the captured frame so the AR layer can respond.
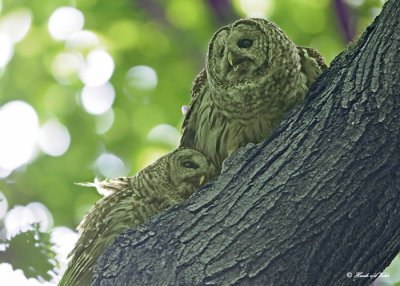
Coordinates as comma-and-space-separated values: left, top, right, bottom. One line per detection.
206, 18, 300, 96
167, 148, 216, 198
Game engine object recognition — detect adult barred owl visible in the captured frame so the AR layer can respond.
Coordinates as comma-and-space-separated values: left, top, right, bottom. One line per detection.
59, 148, 215, 286
180, 18, 327, 173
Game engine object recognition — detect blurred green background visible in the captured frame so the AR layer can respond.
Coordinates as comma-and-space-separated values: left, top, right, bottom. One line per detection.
1, 0, 397, 285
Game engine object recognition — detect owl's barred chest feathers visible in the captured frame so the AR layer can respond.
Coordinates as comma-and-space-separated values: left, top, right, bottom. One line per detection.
196, 81, 303, 168
196, 53, 308, 169
196, 101, 281, 168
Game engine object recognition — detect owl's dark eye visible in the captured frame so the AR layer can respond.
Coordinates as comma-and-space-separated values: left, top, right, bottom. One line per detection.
181, 160, 200, 169
220, 47, 225, 57
238, 39, 253, 49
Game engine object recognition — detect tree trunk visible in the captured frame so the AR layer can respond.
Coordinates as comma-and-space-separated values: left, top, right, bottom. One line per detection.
92, 1, 400, 285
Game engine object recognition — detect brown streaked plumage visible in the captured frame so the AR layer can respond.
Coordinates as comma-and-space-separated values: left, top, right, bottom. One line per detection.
180, 18, 327, 174
59, 148, 215, 286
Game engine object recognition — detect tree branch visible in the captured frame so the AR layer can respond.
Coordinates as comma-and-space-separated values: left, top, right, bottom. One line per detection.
92, 0, 400, 285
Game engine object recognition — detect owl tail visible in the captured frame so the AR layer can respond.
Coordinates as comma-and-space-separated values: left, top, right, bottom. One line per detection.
75, 177, 128, 197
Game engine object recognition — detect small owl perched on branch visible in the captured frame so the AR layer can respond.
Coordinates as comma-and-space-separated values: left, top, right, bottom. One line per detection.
180, 18, 327, 173
59, 148, 215, 286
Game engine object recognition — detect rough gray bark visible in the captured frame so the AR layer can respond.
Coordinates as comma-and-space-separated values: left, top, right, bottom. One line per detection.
92, 0, 400, 285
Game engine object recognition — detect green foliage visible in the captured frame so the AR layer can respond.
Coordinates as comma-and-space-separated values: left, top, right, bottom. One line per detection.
0, 223, 58, 281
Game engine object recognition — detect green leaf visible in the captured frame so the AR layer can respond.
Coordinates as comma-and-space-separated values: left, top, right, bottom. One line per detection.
0, 223, 59, 281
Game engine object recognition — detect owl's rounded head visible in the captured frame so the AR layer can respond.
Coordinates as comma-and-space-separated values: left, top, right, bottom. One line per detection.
204, 18, 302, 116
208, 19, 266, 84
168, 148, 216, 195
206, 18, 298, 87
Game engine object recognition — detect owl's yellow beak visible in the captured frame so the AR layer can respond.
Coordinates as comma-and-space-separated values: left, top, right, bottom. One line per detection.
199, 175, 205, 185
228, 52, 233, 66
228, 52, 240, 71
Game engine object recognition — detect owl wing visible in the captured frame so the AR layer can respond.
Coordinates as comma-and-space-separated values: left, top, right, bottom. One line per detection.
297, 46, 328, 89
59, 178, 133, 286
179, 68, 208, 148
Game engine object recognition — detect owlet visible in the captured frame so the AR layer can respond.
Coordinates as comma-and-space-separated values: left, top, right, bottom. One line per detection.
59, 148, 215, 286
180, 18, 327, 173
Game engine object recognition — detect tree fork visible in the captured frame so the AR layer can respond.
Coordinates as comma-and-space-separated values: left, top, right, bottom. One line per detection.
92, 1, 400, 285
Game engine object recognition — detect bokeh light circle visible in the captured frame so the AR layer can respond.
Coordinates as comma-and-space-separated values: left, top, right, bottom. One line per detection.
0, 191, 8, 219
124, 65, 158, 91
81, 83, 115, 115
38, 119, 71, 157
4, 202, 53, 238
239, 0, 274, 18
0, 168, 12, 178
0, 8, 32, 44
147, 124, 180, 148
95, 109, 114, 134
94, 153, 127, 178
0, 264, 50, 286
65, 30, 99, 51
4, 205, 35, 238
0, 101, 39, 171
0, 33, 14, 68
48, 6, 84, 41
51, 226, 79, 271
51, 52, 82, 84
26, 202, 54, 231
79, 50, 114, 86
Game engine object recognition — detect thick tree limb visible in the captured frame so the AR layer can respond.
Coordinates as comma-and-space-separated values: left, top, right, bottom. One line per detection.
92, 1, 400, 285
